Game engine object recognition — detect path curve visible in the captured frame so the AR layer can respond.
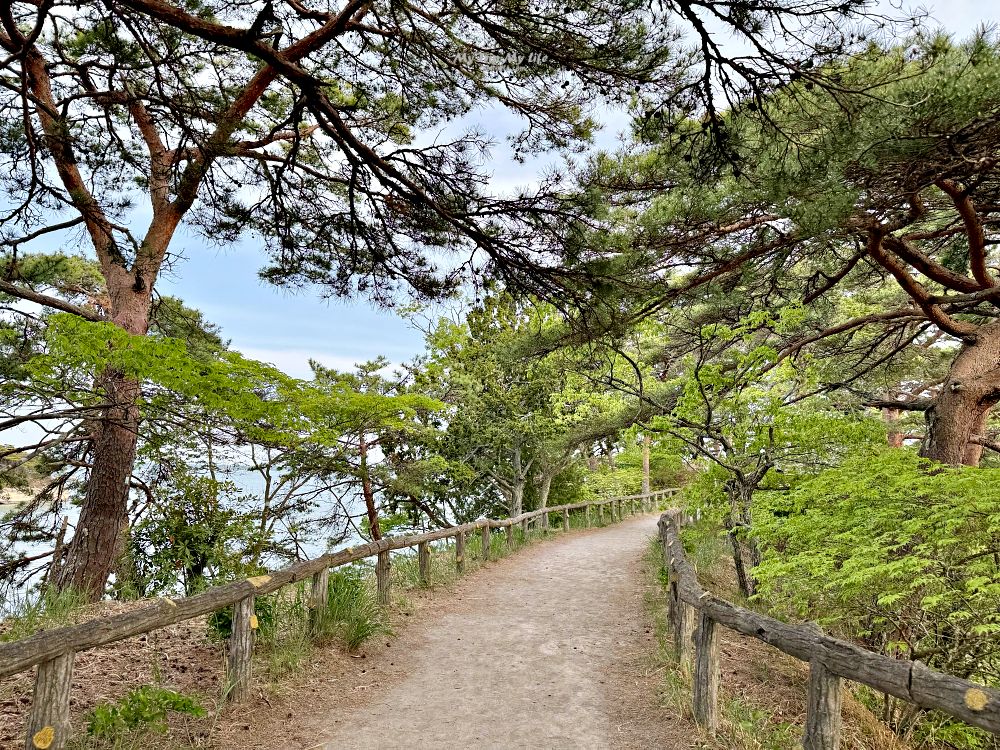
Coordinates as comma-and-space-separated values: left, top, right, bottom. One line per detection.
317, 515, 690, 749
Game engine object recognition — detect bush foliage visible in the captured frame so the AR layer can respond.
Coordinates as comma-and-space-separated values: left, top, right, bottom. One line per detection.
755, 450, 1000, 684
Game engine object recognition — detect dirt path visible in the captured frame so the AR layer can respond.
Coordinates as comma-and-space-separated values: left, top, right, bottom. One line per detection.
312, 515, 692, 750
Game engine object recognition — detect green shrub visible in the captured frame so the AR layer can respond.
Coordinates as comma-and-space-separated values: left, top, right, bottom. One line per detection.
255, 589, 312, 680
755, 449, 1000, 684
122, 472, 261, 598
206, 595, 278, 641
86, 686, 205, 738
721, 699, 799, 750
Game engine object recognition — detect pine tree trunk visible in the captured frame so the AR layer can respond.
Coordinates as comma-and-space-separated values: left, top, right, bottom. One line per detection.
921, 323, 1000, 467
882, 408, 904, 448
510, 481, 525, 517
57, 376, 141, 598
359, 434, 382, 541
55, 274, 153, 600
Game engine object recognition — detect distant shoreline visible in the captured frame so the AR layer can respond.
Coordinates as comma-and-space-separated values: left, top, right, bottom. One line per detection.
1, 487, 33, 513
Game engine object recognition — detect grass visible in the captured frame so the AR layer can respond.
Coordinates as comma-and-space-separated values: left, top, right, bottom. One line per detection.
253, 565, 391, 683
721, 700, 800, 750
69, 685, 208, 749
0, 586, 91, 641
641, 536, 802, 750
316, 567, 387, 651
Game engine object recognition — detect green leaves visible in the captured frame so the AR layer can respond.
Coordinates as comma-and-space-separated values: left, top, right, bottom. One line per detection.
86, 686, 206, 738
755, 450, 1000, 677
32, 314, 307, 439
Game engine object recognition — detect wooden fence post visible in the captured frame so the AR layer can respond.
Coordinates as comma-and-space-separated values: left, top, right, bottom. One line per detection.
481, 525, 491, 561
309, 566, 329, 634
226, 595, 254, 702
692, 612, 721, 734
562, 508, 570, 531
24, 651, 74, 750
670, 581, 695, 670
598, 503, 605, 525
455, 530, 466, 574
804, 660, 844, 750
418, 541, 431, 586
585, 504, 592, 527
505, 524, 514, 551
521, 518, 529, 538
376, 550, 391, 606
542, 511, 549, 533
660, 528, 671, 586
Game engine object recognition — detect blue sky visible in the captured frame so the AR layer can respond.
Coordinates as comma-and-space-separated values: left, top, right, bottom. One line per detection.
156, 104, 576, 379
155, 0, 996, 380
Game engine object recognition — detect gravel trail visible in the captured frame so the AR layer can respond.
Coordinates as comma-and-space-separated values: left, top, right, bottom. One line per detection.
317, 515, 692, 750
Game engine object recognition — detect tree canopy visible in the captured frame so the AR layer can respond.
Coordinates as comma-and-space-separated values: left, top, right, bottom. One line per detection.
3, 6, 1000, 746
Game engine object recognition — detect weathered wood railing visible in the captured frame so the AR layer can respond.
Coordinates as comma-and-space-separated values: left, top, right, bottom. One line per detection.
2, 490, 675, 750
657, 509, 1000, 747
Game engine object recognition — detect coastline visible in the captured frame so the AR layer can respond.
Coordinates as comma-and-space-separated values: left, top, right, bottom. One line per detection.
1, 487, 33, 513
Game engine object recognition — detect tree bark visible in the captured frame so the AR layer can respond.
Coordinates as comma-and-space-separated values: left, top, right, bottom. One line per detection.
359, 433, 382, 541
921, 323, 1000, 467
724, 479, 762, 598
56, 369, 141, 600
641, 433, 651, 495
536, 473, 552, 511
510, 480, 525, 517
882, 408, 905, 448
55, 266, 159, 600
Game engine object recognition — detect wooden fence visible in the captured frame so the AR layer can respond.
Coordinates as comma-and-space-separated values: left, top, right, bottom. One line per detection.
657, 509, 1000, 748
1, 491, 672, 750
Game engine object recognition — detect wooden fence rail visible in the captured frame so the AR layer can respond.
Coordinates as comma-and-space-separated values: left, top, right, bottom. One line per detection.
657, 509, 1000, 747
4, 490, 674, 750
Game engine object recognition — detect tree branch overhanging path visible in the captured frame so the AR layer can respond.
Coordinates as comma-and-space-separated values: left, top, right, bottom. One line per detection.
0, 0, 905, 600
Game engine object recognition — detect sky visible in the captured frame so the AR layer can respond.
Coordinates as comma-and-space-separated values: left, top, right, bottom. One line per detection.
155, 102, 579, 379
154, 0, 996, 380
